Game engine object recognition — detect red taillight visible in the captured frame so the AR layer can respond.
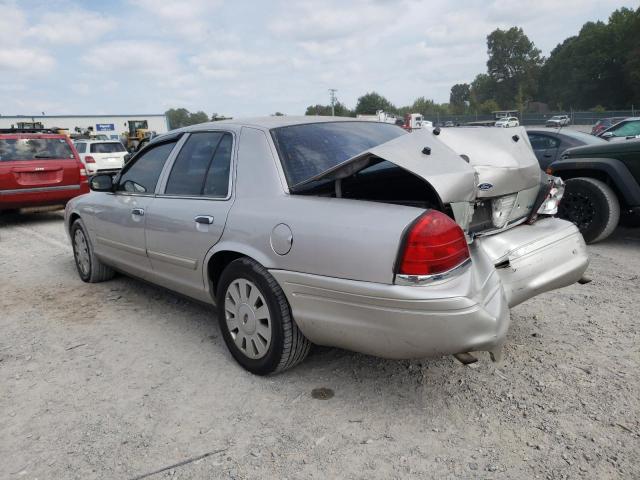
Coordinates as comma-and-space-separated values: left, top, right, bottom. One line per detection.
84, 155, 96, 163
397, 210, 470, 276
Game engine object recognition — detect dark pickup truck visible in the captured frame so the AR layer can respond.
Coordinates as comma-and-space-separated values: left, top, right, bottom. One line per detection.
547, 138, 640, 243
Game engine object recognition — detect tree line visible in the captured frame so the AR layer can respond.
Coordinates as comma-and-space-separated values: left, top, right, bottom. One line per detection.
306, 6, 640, 117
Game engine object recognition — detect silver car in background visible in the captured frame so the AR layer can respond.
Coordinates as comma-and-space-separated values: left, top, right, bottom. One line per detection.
64, 117, 588, 375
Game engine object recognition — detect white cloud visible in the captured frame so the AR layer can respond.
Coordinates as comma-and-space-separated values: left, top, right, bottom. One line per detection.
131, 0, 228, 42
82, 41, 181, 77
0, 48, 55, 74
269, 0, 401, 41
189, 49, 281, 79
0, 5, 28, 45
27, 10, 115, 44
0, 0, 636, 117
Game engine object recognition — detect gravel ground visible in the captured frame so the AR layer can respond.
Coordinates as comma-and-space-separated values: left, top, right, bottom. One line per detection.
1, 210, 638, 480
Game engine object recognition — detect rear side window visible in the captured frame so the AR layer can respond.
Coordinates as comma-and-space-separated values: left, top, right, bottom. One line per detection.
529, 134, 559, 150
272, 121, 406, 186
75, 142, 87, 153
165, 132, 232, 197
90, 142, 126, 153
0, 138, 74, 161
117, 141, 176, 194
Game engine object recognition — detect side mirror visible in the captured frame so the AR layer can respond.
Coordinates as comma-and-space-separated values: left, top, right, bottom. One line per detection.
601, 131, 614, 139
90, 174, 115, 192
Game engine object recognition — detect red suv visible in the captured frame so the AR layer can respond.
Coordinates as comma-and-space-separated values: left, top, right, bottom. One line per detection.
0, 132, 89, 212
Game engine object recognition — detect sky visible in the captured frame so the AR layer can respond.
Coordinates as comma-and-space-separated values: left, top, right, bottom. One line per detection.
0, 0, 635, 118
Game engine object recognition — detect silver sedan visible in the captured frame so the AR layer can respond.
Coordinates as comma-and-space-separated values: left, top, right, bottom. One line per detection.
65, 117, 588, 375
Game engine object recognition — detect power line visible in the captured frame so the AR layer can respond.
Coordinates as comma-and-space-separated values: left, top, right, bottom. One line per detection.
328, 89, 337, 116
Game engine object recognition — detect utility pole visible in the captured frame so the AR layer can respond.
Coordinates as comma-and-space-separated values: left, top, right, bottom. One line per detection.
329, 89, 337, 116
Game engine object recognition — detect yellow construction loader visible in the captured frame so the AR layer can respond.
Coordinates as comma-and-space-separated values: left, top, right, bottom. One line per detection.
123, 120, 152, 151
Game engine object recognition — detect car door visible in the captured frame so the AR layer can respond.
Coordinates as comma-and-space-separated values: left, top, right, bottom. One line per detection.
91, 138, 179, 279
144, 131, 235, 300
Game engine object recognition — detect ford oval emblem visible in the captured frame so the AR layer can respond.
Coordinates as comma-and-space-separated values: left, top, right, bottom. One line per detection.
478, 183, 493, 191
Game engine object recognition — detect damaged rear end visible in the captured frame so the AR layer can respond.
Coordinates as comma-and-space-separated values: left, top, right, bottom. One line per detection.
272, 121, 588, 361
287, 125, 588, 307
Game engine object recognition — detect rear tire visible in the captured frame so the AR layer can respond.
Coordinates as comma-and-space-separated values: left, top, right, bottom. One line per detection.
558, 177, 620, 243
71, 219, 115, 282
216, 257, 311, 375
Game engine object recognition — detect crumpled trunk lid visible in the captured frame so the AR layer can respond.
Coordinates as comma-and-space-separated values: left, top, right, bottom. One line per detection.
292, 129, 477, 203
292, 126, 541, 205
436, 126, 542, 198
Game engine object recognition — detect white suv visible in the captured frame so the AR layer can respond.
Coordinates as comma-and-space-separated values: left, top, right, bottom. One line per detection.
495, 116, 520, 128
74, 140, 128, 175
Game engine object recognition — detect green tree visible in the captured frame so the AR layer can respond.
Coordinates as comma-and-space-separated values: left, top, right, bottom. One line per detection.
189, 111, 209, 124
477, 99, 500, 114
469, 74, 497, 108
449, 83, 471, 114
165, 108, 210, 129
354, 92, 396, 115
540, 7, 640, 109
165, 108, 190, 129
486, 27, 543, 108
304, 101, 353, 116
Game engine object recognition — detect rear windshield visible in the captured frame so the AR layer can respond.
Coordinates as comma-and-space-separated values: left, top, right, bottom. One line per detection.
560, 130, 606, 144
0, 138, 74, 161
90, 142, 126, 153
271, 121, 406, 186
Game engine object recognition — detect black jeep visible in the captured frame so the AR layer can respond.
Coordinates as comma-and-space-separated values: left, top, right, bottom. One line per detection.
547, 138, 640, 243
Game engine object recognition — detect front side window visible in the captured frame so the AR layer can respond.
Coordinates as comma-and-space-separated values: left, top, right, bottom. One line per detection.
271, 121, 406, 186
164, 132, 232, 197
0, 138, 74, 161
90, 142, 126, 153
117, 141, 176, 194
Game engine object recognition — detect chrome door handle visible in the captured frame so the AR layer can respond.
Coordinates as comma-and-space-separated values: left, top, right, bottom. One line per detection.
131, 208, 145, 216
194, 215, 214, 225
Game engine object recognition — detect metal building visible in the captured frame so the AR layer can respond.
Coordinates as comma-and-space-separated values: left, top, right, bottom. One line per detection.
0, 114, 169, 139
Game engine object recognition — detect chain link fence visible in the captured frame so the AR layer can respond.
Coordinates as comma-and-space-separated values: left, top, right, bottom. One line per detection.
425, 108, 637, 127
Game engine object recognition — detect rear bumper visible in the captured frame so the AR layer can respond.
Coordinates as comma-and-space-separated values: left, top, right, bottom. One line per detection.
475, 217, 588, 307
0, 183, 89, 209
270, 244, 510, 359
270, 217, 588, 360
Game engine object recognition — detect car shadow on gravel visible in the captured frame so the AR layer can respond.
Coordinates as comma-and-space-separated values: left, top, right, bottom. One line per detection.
0, 208, 64, 227
602, 226, 640, 246
84, 265, 460, 392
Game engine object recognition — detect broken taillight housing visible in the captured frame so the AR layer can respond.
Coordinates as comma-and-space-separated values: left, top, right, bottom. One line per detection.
537, 176, 565, 215
491, 194, 517, 229
397, 210, 470, 276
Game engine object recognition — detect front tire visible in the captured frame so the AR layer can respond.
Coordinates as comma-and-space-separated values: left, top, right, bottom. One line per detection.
216, 257, 311, 375
71, 219, 115, 282
558, 177, 620, 243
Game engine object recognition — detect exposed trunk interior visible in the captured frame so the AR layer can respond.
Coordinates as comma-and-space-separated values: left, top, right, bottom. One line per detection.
292, 159, 442, 210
